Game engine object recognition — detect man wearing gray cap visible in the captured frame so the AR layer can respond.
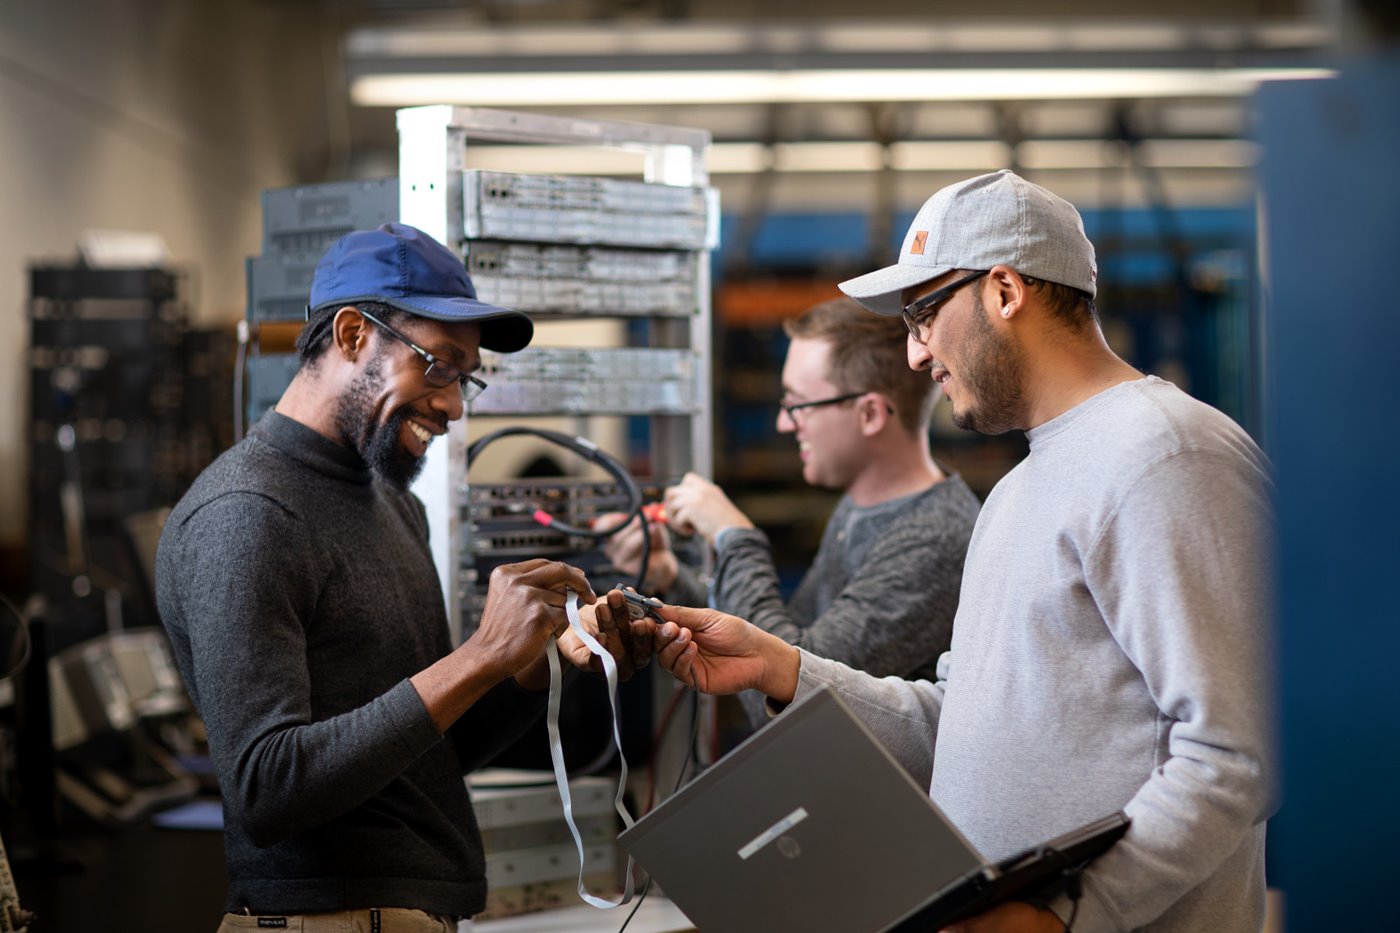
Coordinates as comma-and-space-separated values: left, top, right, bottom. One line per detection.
646, 171, 1275, 932
157, 223, 638, 929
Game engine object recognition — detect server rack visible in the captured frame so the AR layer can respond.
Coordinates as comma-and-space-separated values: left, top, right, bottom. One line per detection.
396, 105, 716, 643
26, 266, 189, 649
396, 109, 718, 861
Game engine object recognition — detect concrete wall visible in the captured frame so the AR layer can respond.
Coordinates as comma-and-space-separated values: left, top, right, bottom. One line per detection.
0, 0, 331, 554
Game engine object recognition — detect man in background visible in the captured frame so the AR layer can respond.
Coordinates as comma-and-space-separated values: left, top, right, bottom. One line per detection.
607, 296, 980, 725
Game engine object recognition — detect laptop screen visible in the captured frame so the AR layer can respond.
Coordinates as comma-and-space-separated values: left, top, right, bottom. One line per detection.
619, 687, 984, 933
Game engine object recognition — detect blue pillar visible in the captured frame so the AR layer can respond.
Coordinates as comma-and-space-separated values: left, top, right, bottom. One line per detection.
1256, 54, 1400, 928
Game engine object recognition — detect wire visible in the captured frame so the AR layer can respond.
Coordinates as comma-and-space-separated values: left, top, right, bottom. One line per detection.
616, 876, 654, 933
619, 681, 700, 933
643, 687, 686, 813
467, 426, 642, 537
1063, 870, 1082, 932
465, 425, 652, 587
633, 506, 652, 593
468, 424, 688, 922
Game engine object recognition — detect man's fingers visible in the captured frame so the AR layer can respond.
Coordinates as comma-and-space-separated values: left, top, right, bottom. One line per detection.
656, 625, 691, 668
597, 598, 625, 652
657, 641, 684, 673
508, 559, 595, 603
661, 642, 699, 690
627, 617, 656, 669
654, 603, 714, 630
608, 535, 642, 568
492, 558, 593, 599
649, 523, 670, 549
662, 485, 687, 514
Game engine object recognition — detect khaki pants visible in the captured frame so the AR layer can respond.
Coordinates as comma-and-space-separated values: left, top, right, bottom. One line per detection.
218, 908, 456, 933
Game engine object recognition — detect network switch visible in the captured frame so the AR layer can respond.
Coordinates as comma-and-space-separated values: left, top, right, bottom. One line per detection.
466, 241, 697, 317
470, 348, 698, 415
463, 171, 709, 250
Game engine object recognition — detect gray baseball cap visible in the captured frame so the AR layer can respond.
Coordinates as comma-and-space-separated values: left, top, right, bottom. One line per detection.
839, 169, 1098, 316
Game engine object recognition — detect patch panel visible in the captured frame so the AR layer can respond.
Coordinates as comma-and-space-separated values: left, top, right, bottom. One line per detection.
463, 170, 709, 250
466, 240, 696, 317
469, 348, 698, 415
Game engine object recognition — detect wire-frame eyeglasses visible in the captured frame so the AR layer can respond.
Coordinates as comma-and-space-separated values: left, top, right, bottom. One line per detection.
357, 308, 487, 403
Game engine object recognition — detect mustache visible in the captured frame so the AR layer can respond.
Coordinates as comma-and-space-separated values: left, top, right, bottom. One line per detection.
391, 406, 447, 434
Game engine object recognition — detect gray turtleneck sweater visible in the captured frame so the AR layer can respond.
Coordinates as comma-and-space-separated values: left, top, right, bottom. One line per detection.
156, 411, 544, 918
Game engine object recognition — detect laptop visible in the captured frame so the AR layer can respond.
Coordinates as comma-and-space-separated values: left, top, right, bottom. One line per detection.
618, 686, 1127, 933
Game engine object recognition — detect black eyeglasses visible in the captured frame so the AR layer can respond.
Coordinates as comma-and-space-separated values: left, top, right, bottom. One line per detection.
901, 270, 989, 343
358, 308, 487, 403
779, 391, 865, 423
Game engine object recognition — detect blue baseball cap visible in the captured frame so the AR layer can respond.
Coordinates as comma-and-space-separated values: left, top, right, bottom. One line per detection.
308, 222, 533, 353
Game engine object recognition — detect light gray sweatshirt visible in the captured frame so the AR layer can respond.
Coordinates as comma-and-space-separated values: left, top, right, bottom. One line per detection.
792, 377, 1276, 933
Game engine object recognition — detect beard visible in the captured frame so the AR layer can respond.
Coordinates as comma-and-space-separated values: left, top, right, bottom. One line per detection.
949, 291, 1026, 435
334, 354, 428, 490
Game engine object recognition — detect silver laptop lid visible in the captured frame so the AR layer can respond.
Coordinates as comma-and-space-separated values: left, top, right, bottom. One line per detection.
619, 686, 983, 933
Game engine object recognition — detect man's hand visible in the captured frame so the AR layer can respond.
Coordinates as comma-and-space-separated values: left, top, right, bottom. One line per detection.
651, 604, 799, 702
557, 589, 655, 679
663, 473, 754, 545
596, 511, 679, 593
939, 902, 1066, 933
413, 559, 594, 731
471, 559, 595, 681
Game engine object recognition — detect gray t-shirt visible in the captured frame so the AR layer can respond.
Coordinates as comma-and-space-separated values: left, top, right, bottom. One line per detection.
792, 377, 1275, 933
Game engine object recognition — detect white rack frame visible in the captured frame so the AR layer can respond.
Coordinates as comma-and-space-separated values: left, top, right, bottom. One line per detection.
398, 105, 716, 643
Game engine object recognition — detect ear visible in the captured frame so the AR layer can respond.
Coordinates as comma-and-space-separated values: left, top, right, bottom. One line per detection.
986, 265, 1029, 321
858, 392, 893, 437
330, 306, 372, 361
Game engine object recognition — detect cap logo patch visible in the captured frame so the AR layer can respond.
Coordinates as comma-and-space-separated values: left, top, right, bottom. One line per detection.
910, 231, 929, 255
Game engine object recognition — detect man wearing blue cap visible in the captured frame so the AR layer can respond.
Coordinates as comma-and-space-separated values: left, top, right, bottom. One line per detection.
157, 223, 638, 930
644, 171, 1276, 932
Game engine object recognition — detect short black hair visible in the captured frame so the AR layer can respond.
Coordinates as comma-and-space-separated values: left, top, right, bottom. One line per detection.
295, 300, 412, 368
1022, 275, 1098, 329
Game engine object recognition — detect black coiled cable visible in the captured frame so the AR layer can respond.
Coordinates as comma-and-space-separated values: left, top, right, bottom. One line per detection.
465, 425, 651, 590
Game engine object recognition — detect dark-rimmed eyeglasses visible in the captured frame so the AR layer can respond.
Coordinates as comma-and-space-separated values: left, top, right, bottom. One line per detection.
901, 270, 989, 343
358, 308, 487, 403
779, 392, 865, 423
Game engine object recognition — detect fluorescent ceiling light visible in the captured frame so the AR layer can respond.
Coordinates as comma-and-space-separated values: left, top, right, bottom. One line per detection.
1018, 139, 1259, 170
347, 20, 1334, 58
891, 141, 1011, 172
352, 67, 1333, 108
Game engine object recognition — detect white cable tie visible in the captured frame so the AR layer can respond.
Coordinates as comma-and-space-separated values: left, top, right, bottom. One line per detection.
545, 589, 637, 909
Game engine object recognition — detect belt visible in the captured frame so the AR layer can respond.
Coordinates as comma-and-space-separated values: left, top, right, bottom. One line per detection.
219, 907, 455, 932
